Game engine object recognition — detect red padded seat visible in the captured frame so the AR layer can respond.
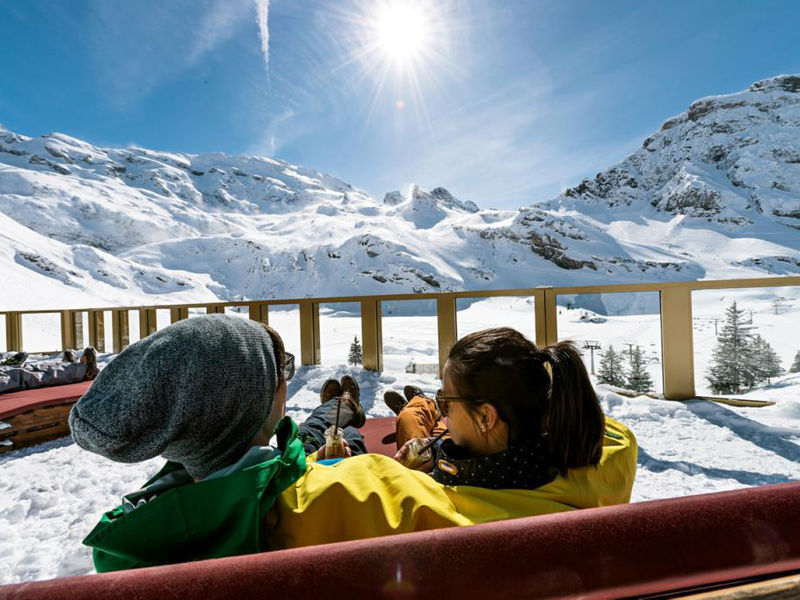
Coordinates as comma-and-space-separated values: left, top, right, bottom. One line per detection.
0, 381, 92, 420
4, 481, 800, 599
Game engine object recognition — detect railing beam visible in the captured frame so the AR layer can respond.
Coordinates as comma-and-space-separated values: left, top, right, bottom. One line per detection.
88, 310, 105, 352
299, 301, 320, 366
437, 296, 457, 377
206, 304, 225, 315
360, 299, 383, 371
248, 303, 269, 326
170, 307, 189, 323
112, 310, 129, 353
660, 287, 695, 400
60, 310, 77, 351
139, 309, 157, 339
6, 312, 22, 352
534, 288, 559, 347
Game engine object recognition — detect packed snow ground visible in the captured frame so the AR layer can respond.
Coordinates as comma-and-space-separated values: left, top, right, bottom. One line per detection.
1, 296, 799, 584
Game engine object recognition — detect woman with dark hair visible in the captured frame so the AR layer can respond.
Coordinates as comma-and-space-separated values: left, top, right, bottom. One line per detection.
389, 327, 611, 490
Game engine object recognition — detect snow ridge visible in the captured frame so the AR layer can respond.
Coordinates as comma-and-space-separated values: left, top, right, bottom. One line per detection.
1, 75, 799, 310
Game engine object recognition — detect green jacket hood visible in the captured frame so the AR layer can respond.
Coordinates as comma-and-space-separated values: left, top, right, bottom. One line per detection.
84, 417, 306, 573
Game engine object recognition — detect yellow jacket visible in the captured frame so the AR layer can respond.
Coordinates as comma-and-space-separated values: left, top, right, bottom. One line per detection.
269, 417, 637, 549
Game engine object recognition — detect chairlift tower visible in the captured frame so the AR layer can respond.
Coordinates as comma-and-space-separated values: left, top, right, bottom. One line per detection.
582, 340, 602, 375
622, 341, 636, 361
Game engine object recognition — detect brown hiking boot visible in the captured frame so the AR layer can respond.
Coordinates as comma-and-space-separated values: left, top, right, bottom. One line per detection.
403, 385, 425, 402
340, 375, 365, 428
383, 390, 407, 415
81, 346, 99, 380
63, 350, 78, 363
320, 378, 342, 404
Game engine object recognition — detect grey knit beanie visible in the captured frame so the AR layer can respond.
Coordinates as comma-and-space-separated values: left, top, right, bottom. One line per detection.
69, 314, 278, 479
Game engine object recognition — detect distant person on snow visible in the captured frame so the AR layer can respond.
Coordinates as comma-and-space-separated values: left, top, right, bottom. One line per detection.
0, 347, 98, 395
70, 315, 636, 573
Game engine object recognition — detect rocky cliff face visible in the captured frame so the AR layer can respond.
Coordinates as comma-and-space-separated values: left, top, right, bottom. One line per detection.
1, 75, 799, 310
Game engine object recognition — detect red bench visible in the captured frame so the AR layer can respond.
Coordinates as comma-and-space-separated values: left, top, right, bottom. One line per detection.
0, 381, 92, 453
3, 481, 799, 598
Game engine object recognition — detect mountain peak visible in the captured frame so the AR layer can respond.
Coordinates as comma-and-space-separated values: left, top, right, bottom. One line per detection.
556, 73, 800, 228
749, 74, 800, 94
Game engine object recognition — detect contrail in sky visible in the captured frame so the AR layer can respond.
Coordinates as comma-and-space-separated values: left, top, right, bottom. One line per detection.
255, 0, 270, 77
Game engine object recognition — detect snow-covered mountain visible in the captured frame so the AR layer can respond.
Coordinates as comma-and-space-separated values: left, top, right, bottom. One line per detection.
1, 75, 799, 310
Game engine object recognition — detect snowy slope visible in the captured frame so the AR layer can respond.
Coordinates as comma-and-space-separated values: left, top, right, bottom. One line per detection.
2, 75, 800, 311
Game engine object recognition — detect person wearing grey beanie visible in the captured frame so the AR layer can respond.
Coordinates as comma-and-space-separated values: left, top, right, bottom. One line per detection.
70, 314, 366, 478
75, 313, 371, 571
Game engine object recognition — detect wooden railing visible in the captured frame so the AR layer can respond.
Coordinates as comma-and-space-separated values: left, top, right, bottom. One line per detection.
2, 276, 798, 400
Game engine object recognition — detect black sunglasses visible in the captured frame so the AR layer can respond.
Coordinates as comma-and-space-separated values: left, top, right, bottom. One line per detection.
283, 352, 295, 382
434, 389, 472, 417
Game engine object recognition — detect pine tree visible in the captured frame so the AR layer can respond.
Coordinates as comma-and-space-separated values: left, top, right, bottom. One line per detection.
751, 335, 782, 385
597, 345, 626, 387
707, 301, 757, 394
348, 336, 363, 366
626, 345, 653, 393
791, 351, 800, 374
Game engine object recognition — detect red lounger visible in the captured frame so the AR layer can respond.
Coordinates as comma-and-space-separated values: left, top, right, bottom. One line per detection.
0, 381, 93, 453
0, 381, 92, 420
3, 480, 800, 599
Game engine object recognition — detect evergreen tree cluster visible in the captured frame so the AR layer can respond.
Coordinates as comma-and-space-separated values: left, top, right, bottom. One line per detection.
791, 351, 800, 374
348, 336, 363, 366
707, 302, 783, 394
597, 345, 654, 393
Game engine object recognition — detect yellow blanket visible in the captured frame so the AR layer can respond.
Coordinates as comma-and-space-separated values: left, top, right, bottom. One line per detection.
269, 417, 637, 549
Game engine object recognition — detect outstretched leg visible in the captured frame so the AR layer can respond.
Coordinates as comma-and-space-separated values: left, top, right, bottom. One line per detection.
395, 395, 447, 450
298, 397, 367, 455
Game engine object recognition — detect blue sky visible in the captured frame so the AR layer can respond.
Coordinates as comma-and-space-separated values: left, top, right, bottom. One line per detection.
1, 0, 799, 210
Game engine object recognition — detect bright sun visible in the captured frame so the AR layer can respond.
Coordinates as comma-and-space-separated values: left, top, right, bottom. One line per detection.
337, 0, 452, 118
372, 2, 431, 66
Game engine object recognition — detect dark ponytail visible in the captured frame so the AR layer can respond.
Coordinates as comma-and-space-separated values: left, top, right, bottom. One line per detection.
539, 342, 605, 475
446, 329, 604, 475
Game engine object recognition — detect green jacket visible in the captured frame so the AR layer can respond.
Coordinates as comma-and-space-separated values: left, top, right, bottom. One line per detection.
84, 417, 307, 573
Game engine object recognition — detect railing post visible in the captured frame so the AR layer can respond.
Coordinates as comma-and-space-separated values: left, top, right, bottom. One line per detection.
248, 302, 268, 326
170, 307, 189, 323
534, 288, 559, 347
74, 312, 84, 349
360, 299, 383, 371
88, 310, 105, 352
112, 309, 130, 353
437, 295, 457, 377
60, 310, 77, 350
206, 304, 225, 315
6, 312, 22, 351
299, 301, 320, 366
139, 309, 157, 338
660, 287, 695, 400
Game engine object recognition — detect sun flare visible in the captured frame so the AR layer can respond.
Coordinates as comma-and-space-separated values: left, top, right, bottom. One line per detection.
372, 2, 431, 66
332, 0, 456, 120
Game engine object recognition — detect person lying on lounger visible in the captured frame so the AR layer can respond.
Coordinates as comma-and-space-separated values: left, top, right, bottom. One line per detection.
70, 315, 636, 573
383, 328, 612, 490
0, 347, 98, 395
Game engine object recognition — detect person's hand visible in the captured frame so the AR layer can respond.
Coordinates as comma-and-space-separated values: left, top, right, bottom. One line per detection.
394, 438, 434, 472
317, 437, 352, 460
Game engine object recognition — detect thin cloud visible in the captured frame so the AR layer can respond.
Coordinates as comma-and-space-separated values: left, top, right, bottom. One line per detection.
254, 0, 270, 78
